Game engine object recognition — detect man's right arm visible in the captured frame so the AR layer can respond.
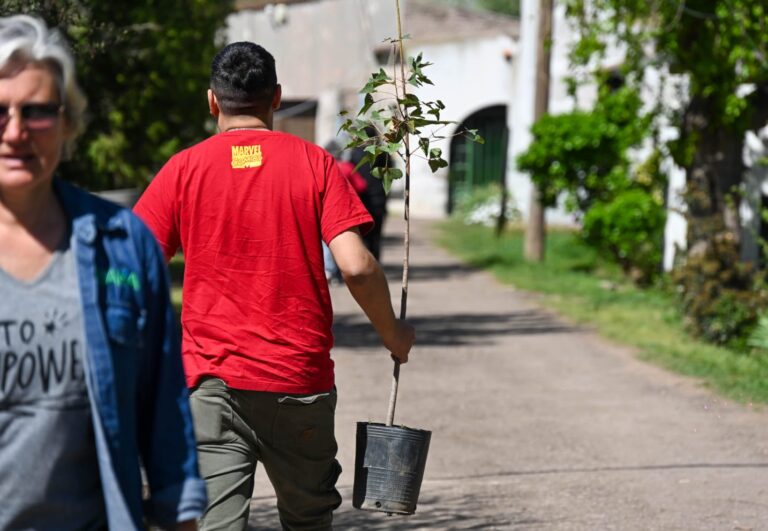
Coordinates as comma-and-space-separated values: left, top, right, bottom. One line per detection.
329, 228, 415, 362
133, 159, 182, 262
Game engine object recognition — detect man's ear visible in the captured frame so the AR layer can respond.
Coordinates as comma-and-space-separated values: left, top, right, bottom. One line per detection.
208, 89, 220, 117
272, 84, 282, 111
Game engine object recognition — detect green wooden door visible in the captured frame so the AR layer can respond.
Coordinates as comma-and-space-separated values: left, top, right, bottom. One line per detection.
448, 105, 508, 213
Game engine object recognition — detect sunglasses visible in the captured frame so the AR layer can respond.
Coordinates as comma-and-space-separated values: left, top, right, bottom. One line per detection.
0, 103, 63, 130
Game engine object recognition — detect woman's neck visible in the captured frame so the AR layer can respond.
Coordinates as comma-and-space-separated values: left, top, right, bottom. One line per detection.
0, 182, 62, 234
0, 183, 67, 281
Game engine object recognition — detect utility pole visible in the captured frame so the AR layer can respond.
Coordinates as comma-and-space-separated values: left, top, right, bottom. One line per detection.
523, 0, 553, 262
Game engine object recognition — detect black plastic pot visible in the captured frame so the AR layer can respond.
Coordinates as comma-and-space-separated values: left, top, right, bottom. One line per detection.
352, 421, 431, 515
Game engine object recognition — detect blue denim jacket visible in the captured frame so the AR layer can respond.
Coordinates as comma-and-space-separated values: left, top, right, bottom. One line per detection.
55, 179, 206, 529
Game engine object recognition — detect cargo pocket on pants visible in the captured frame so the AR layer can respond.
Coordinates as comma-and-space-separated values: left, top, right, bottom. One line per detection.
273, 390, 337, 455
189, 377, 237, 444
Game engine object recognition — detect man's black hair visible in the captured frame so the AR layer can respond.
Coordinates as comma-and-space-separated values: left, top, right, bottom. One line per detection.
210, 41, 277, 115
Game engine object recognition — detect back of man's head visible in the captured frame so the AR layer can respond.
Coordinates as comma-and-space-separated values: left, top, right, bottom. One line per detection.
210, 41, 277, 115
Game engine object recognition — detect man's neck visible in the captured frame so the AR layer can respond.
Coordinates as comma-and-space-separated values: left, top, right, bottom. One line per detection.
219, 114, 271, 133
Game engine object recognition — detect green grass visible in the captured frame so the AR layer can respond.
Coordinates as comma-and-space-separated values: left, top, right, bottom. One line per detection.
169, 254, 184, 312
436, 219, 768, 404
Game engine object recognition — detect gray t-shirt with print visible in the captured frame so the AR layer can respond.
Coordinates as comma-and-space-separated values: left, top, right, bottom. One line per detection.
0, 238, 107, 530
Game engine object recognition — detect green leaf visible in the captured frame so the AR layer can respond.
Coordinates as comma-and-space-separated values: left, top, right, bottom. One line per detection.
358, 93, 375, 116
360, 81, 377, 94
428, 157, 448, 172
418, 137, 430, 156
400, 93, 420, 108
352, 154, 375, 173
466, 129, 485, 144
427, 107, 441, 119
383, 142, 401, 154
359, 68, 392, 94
381, 167, 404, 193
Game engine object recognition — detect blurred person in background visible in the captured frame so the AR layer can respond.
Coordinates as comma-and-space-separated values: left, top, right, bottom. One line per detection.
0, 15, 205, 530
350, 126, 391, 261
322, 139, 368, 283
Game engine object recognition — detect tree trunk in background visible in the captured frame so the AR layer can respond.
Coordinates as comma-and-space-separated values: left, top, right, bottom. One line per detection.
683, 84, 768, 259
524, 0, 553, 262
683, 96, 745, 258
495, 125, 511, 237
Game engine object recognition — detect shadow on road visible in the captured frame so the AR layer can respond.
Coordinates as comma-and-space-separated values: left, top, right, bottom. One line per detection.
246, 460, 768, 530
381, 262, 476, 282
333, 310, 578, 349
434, 461, 768, 483
247, 488, 520, 530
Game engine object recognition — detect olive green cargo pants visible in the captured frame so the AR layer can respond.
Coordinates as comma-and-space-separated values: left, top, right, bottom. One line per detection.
189, 377, 342, 531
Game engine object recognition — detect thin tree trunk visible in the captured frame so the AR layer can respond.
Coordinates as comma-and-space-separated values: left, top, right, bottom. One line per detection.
387, 0, 409, 428
495, 125, 510, 237
524, 0, 553, 262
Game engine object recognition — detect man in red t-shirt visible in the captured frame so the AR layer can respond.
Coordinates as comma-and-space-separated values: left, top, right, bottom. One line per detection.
134, 42, 415, 531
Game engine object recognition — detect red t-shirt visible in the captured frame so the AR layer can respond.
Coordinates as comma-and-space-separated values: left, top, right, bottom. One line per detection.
134, 130, 373, 393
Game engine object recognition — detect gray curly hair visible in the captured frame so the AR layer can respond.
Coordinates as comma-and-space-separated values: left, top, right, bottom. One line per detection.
0, 14, 87, 157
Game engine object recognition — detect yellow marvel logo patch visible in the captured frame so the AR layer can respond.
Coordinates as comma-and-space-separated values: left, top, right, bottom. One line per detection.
231, 145, 263, 169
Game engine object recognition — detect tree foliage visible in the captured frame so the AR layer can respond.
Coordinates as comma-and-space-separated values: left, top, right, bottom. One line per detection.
565, 0, 768, 248
517, 86, 651, 213
340, 48, 482, 193
565, 0, 768, 340
0, 0, 233, 190
517, 85, 666, 283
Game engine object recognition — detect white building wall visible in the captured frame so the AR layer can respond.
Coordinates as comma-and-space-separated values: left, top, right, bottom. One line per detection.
741, 127, 768, 264
227, 0, 394, 99
397, 36, 516, 217
507, 0, 538, 223
662, 157, 688, 270
509, 0, 586, 226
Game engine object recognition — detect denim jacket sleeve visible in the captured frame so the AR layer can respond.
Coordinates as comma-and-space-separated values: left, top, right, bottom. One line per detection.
132, 216, 207, 526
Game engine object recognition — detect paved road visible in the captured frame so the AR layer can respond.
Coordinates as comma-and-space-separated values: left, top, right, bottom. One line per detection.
248, 218, 768, 530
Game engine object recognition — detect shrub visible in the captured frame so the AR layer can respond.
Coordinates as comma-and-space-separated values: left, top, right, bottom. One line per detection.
515, 86, 667, 286
673, 231, 768, 347
582, 188, 666, 285
516, 86, 650, 214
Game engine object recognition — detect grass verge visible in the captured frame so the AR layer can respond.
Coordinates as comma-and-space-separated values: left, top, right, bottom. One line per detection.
435, 219, 768, 405
169, 254, 184, 312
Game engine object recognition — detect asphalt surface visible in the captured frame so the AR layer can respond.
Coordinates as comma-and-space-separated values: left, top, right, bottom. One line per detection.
247, 217, 768, 530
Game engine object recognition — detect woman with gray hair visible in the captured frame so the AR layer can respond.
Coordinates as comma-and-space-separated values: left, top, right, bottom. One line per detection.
0, 15, 205, 530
